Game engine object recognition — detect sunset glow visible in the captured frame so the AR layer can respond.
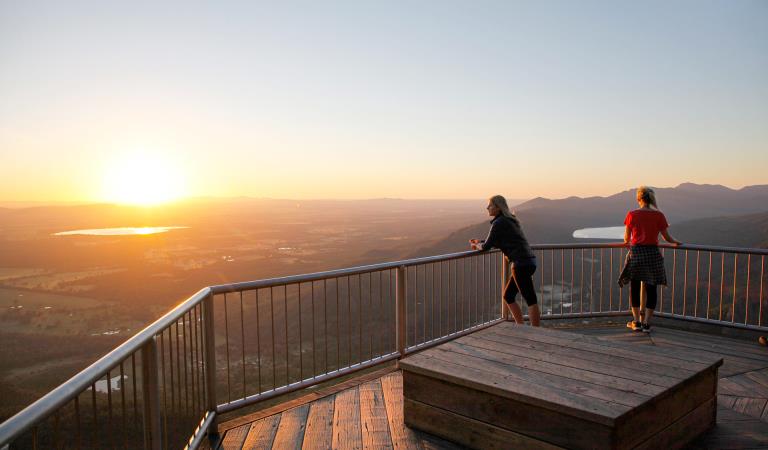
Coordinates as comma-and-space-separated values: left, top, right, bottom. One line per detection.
0, 2, 766, 203
101, 152, 186, 205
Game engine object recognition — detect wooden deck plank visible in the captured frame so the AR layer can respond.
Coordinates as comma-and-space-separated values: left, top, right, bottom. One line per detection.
301, 395, 335, 450
718, 395, 738, 409
717, 405, 757, 422
219, 364, 397, 432
719, 378, 762, 398
429, 343, 649, 407
241, 414, 281, 450
716, 359, 768, 378
401, 352, 630, 423
380, 372, 423, 450
648, 332, 768, 365
271, 404, 310, 450
220, 423, 251, 450
477, 329, 697, 379
486, 324, 712, 373
648, 335, 768, 374
566, 327, 627, 336
726, 374, 768, 398
456, 335, 680, 388
519, 324, 705, 362
332, 386, 363, 450
732, 397, 768, 419
404, 398, 562, 450
650, 327, 768, 359
444, 339, 666, 397
595, 333, 656, 345
359, 380, 394, 449
746, 368, 768, 389
578, 329, 738, 365
468, 333, 685, 387
717, 380, 742, 397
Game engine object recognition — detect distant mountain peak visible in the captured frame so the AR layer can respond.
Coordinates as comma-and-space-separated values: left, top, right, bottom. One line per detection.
674, 182, 731, 191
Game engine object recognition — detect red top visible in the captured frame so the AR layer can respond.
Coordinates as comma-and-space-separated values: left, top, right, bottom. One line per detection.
624, 209, 669, 245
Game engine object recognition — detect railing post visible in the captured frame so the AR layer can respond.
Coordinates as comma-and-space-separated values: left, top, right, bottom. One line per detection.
203, 292, 219, 437
396, 265, 407, 357
501, 255, 509, 320
141, 337, 162, 450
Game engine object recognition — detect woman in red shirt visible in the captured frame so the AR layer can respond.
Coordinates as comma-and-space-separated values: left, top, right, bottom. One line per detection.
619, 186, 682, 332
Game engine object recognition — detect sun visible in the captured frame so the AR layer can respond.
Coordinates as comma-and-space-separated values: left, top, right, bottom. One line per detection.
102, 152, 186, 206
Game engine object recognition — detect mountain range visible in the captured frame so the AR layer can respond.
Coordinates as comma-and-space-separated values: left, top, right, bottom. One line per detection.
413, 183, 768, 256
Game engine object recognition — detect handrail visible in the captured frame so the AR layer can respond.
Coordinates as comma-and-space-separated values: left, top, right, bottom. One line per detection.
535, 242, 768, 254
657, 243, 768, 255
208, 249, 483, 294
208, 243, 768, 295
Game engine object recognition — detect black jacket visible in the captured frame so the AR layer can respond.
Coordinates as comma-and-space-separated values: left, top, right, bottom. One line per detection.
480, 215, 536, 265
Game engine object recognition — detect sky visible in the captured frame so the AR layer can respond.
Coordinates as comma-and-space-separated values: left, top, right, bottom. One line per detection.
1, 0, 767, 203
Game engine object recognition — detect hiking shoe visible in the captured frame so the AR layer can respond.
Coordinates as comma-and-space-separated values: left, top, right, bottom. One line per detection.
626, 320, 642, 332
642, 323, 651, 333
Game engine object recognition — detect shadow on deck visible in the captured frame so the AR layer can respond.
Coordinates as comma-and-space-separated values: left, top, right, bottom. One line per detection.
214, 323, 768, 449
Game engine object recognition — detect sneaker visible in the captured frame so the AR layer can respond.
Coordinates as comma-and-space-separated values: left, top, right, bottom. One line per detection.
641, 323, 651, 333
626, 320, 642, 332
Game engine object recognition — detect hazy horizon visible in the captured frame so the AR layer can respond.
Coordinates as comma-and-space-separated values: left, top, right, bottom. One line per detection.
2, 180, 767, 208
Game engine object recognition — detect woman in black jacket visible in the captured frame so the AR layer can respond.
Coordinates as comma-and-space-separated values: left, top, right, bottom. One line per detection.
470, 195, 540, 326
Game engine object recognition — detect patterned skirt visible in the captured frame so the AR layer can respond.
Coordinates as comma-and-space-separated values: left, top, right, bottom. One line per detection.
618, 245, 667, 287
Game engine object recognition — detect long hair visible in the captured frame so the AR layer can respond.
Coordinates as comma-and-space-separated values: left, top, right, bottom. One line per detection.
636, 186, 658, 209
489, 195, 519, 222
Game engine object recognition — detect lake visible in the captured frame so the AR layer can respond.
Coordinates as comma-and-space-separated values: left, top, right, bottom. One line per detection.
53, 226, 189, 236
572, 226, 624, 239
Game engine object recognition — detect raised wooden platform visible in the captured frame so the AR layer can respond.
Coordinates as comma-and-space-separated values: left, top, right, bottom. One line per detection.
400, 323, 724, 449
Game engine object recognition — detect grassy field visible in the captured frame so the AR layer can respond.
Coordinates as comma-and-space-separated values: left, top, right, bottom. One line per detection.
0, 198, 485, 422
0, 287, 144, 421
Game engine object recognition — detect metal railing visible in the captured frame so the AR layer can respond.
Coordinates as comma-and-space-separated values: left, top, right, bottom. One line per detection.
0, 288, 213, 449
206, 249, 504, 416
1, 243, 766, 449
529, 243, 768, 330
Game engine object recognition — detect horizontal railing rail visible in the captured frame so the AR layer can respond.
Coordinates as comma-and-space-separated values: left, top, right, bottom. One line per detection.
207, 249, 492, 295
1, 242, 765, 449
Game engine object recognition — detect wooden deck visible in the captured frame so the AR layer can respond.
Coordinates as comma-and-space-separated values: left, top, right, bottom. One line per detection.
215, 323, 768, 449
401, 323, 722, 449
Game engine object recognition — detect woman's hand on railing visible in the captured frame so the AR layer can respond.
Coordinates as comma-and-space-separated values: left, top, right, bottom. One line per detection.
469, 239, 482, 251
661, 229, 682, 247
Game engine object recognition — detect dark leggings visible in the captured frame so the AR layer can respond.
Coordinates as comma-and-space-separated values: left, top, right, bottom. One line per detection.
504, 265, 538, 306
630, 280, 657, 310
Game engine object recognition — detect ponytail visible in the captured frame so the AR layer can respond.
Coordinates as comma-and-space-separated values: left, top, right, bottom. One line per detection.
637, 186, 658, 209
